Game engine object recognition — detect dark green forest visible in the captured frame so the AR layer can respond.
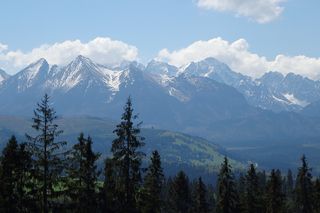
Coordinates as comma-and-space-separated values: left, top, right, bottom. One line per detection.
0, 94, 320, 213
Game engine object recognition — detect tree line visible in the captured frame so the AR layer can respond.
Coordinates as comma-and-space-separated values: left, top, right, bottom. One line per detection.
0, 94, 320, 213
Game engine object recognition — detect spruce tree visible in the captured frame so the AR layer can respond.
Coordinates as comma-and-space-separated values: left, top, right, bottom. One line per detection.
266, 169, 285, 213
237, 173, 246, 212
141, 150, 164, 213
168, 170, 191, 213
295, 155, 314, 213
0, 136, 32, 213
0, 136, 20, 212
286, 169, 294, 196
104, 158, 118, 212
314, 178, 320, 212
243, 164, 262, 213
206, 184, 216, 213
66, 133, 100, 212
162, 177, 173, 213
216, 157, 239, 213
258, 170, 267, 192
285, 169, 295, 211
110, 97, 145, 212
193, 177, 209, 213
26, 94, 67, 213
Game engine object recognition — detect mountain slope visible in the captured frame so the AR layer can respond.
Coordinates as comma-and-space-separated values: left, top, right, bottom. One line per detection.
0, 116, 244, 175
0, 69, 10, 85
1, 56, 320, 171
180, 58, 320, 112
0, 56, 256, 129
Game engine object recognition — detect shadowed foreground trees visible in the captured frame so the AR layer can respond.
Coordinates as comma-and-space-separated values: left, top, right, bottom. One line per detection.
139, 150, 165, 213
26, 94, 67, 213
295, 155, 314, 213
1, 94, 320, 212
216, 157, 239, 213
104, 97, 145, 213
65, 133, 101, 212
0, 136, 32, 212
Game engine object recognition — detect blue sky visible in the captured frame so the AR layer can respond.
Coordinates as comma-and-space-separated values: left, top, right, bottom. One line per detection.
0, 0, 320, 79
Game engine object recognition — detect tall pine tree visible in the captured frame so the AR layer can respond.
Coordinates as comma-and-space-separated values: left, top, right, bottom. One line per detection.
110, 97, 145, 212
193, 177, 209, 213
168, 170, 191, 213
140, 150, 164, 213
0, 136, 32, 213
216, 157, 239, 213
266, 169, 285, 213
26, 94, 67, 213
314, 178, 320, 212
295, 155, 314, 213
104, 158, 118, 212
286, 169, 294, 196
242, 164, 262, 213
66, 133, 100, 212
285, 169, 295, 211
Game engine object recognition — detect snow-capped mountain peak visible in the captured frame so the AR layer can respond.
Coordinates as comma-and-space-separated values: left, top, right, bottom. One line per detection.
11, 58, 50, 91
24, 58, 49, 74
51, 55, 105, 90
2, 55, 320, 113
145, 59, 178, 77
67, 55, 100, 72
182, 57, 231, 77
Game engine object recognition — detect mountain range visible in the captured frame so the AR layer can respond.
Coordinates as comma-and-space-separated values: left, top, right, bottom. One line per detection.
1, 56, 320, 171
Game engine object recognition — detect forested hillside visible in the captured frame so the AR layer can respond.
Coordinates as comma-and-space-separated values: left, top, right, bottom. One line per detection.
0, 95, 320, 212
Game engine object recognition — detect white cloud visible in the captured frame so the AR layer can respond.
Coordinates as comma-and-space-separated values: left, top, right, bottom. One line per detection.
197, 0, 286, 23
0, 43, 8, 53
157, 37, 320, 80
0, 37, 138, 73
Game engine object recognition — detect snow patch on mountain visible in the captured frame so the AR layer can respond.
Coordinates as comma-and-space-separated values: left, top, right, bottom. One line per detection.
272, 95, 289, 104
2, 55, 320, 113
283, 93, 309, 107
168, 87, 190, 102
100, 67, 123, 92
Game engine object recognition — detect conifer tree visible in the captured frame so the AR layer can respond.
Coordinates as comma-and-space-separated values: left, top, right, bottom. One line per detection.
162, 177, 173, 213
314, 178, 320, 212
206, 184, 216, 213
295, 155, 314, 213
26, 94, 67, 213
266, 169, 285, 213
193, 177, 209, 213
104, 158, 118, 212
243, 164, 262, 213
168, 170, 191, 213
286, 169, 294, 196
66, 133, 100, 212
141, 150, 164, 213
258, 170, 267, 192
216, 157, 239, 213
110, 97, 145, 212
284, 169, 295, 211
0, 136, 32, 212
0, 136, 20, 212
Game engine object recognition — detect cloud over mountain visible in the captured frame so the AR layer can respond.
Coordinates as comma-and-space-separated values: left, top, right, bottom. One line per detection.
197, 0, 286, 23
0, 37, 138, 73
157, 37, 320, 79
1, 36, 320, 80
